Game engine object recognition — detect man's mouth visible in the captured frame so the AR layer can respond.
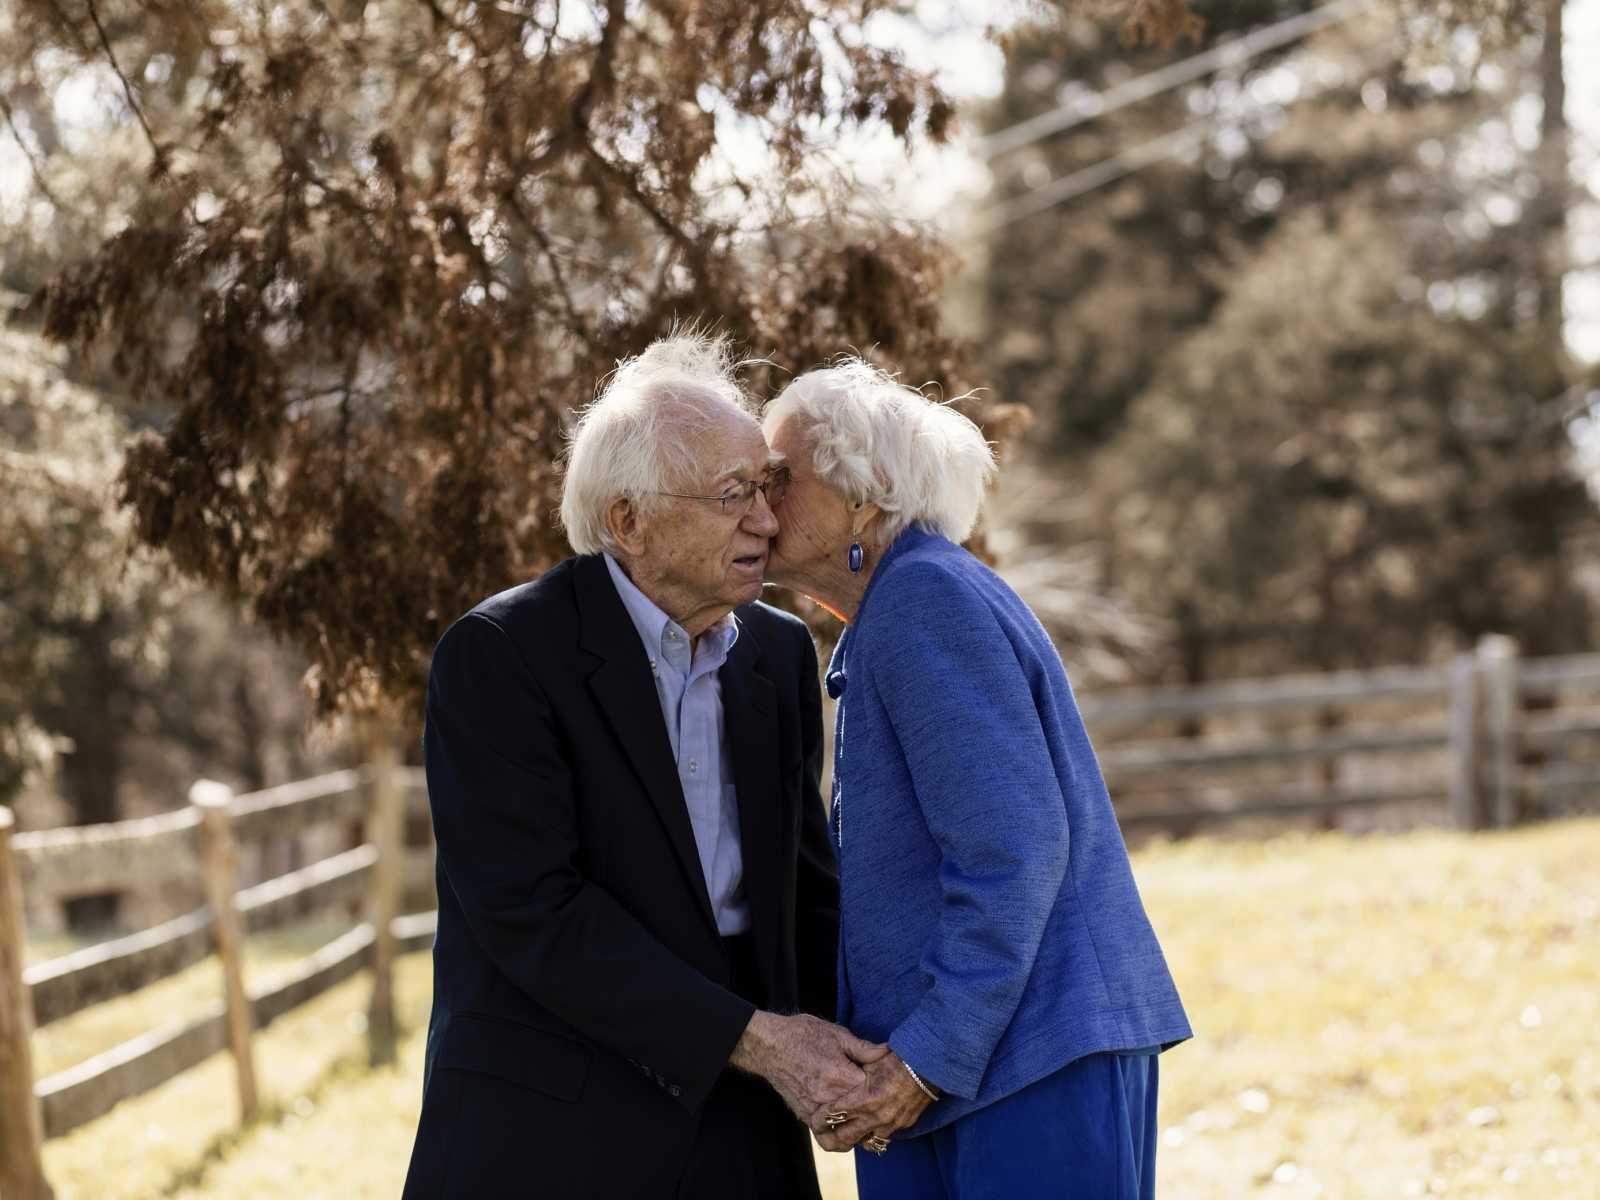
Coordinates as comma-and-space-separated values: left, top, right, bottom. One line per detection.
733, 550, 768, 570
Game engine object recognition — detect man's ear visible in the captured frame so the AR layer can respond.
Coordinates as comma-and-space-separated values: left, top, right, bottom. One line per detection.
605, 496, 648, 557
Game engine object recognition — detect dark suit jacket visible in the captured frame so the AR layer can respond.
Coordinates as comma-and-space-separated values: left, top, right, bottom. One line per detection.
402, 555, 840, 1198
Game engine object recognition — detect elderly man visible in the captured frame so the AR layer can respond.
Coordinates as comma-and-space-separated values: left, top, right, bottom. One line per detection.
403, 334, 874, 1199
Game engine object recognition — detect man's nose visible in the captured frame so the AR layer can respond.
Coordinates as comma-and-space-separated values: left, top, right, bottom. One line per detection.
744, 489, 780, 536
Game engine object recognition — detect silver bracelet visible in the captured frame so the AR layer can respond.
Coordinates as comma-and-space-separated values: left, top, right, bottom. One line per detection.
901, 1059, 940, 1102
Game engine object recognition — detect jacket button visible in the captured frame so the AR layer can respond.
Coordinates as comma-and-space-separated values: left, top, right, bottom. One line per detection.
669, 1084, 682, 1097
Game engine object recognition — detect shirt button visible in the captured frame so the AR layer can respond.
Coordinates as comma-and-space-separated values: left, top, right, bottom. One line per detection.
688, 760, 698, 773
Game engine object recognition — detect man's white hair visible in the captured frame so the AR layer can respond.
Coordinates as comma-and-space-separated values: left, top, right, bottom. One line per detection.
560, 333, 757, 555
763, 358, 996, 544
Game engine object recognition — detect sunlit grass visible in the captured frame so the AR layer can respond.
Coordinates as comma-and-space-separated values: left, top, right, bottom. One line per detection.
1143, 821, 1600, 1199
25, 820, 1600, 1198
29, 918, 432, 1199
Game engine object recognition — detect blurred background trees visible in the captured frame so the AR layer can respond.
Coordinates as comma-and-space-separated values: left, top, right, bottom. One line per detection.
979, 0, 1598, 688
1, 315, 324, 926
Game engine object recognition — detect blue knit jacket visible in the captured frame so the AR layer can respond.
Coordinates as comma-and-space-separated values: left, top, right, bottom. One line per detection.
828, 525, 1191, 1137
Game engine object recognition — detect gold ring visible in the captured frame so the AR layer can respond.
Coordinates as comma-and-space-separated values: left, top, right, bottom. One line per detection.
863, 1134, 890, 1154
825, 1111, 850, 1128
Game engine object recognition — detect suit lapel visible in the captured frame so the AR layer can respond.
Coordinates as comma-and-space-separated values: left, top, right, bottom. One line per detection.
720, 623, 784, 1005
575, 557, 719, 937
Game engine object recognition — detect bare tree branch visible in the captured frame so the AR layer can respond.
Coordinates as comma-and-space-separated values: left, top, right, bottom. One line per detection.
83, 0, 169, 174
0, 92, 80, 216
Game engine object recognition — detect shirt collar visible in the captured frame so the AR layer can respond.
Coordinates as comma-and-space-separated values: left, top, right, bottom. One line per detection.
603, 553, 739, 661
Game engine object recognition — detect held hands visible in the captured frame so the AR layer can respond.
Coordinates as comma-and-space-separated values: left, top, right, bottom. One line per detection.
808, 1048, 936, 1153
729, 1011, 889, 1124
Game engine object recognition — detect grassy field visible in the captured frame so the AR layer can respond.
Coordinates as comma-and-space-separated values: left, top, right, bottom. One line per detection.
20, 819, 1600, 1198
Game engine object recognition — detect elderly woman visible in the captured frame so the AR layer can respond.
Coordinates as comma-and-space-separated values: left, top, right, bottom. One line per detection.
761, 361, 1191, 1200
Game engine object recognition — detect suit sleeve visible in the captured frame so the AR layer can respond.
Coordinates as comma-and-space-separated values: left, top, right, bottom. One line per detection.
792, 622, 841, 1020
869, 564, 1070, 1100
424, 612, 755, 1113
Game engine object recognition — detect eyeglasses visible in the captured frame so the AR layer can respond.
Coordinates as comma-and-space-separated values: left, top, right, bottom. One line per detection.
655, 466, 791, 516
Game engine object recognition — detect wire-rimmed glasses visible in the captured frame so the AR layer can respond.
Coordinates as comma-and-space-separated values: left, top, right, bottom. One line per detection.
655, 466, 791, 517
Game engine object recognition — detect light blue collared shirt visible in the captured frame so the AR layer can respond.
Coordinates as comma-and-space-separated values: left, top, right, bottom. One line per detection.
603, 554, 750, 935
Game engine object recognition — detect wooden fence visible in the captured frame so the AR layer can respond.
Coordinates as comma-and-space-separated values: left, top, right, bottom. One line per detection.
1081, 636, 1600, 831
0, 749, 437, 1200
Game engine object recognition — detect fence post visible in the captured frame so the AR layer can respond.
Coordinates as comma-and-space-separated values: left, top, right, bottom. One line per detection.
0, 808, 53, 1199
1449, 653, 1482, 830
1477, 635, 1522, 829
364, 733, 404, 1067
191, 781, 259, 1124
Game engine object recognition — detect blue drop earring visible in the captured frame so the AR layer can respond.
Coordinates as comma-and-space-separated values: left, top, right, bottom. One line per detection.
848, 542, 864, 573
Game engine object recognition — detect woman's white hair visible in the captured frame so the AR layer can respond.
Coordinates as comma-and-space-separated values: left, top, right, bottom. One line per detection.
763, 358, 996, 543
560, 333, 757, 555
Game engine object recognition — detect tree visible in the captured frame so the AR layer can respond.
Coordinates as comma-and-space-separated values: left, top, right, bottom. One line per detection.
977, 0, 1496, 456
2, 0, 986, 716
0, 316, 161, 807
979, 1, 1595, 684
1, 315, 322, 856
1090, 207, 1592, 677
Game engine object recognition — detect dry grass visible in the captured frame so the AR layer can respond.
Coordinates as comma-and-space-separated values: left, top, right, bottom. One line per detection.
1144, 821, 1600, 1199
27, 918, 431, 1199
22, 820, 1600, 1198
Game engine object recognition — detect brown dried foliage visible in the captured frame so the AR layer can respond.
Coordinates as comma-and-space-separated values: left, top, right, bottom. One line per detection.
1032, 0, 1204, 48
1114, 0, 1206, 47
11, 0, 991, 716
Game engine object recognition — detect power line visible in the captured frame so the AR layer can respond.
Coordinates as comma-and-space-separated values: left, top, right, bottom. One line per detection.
975, 0, 1377, 162
972, 117, 1213, 233
970, 43, 1401, 235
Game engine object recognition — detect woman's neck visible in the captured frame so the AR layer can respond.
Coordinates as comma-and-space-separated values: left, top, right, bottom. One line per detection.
799, 545, 880, 624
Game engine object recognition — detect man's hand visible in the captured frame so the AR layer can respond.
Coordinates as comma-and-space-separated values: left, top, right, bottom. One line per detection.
729, 1012, 888, 1123
808, 1049, 936, 1152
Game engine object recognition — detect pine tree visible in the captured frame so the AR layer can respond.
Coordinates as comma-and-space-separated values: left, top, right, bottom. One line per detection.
980, 2, 1594, 684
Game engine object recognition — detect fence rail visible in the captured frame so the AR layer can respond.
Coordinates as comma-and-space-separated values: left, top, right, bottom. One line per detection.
11, 769, 375, 907
1098, 724, 1450, 775
12, 809, 201, 906
0, 750, 432, 1199
1079, 662, 1457, 725
229, 769, 370, 843
25, 909, 213, 1028
32, 914, 436, 1140
1082, 638, 1600, 831
23, 844, 382, 1029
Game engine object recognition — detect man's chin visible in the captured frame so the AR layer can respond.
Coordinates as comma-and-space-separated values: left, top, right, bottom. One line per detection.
727, 575, 766, 606
761, 552, 796, 590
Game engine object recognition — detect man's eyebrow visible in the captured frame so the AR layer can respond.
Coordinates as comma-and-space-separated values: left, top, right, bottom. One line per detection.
712, 457, 777, 484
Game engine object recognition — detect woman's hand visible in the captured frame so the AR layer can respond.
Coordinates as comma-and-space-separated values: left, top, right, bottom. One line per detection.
808, 1049, 936, 1153
731, 1012, 886, 1124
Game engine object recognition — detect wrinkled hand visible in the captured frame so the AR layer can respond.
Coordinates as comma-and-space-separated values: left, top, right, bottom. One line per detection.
729, 1011, 889, 1123
809, 1049, 935, 1152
